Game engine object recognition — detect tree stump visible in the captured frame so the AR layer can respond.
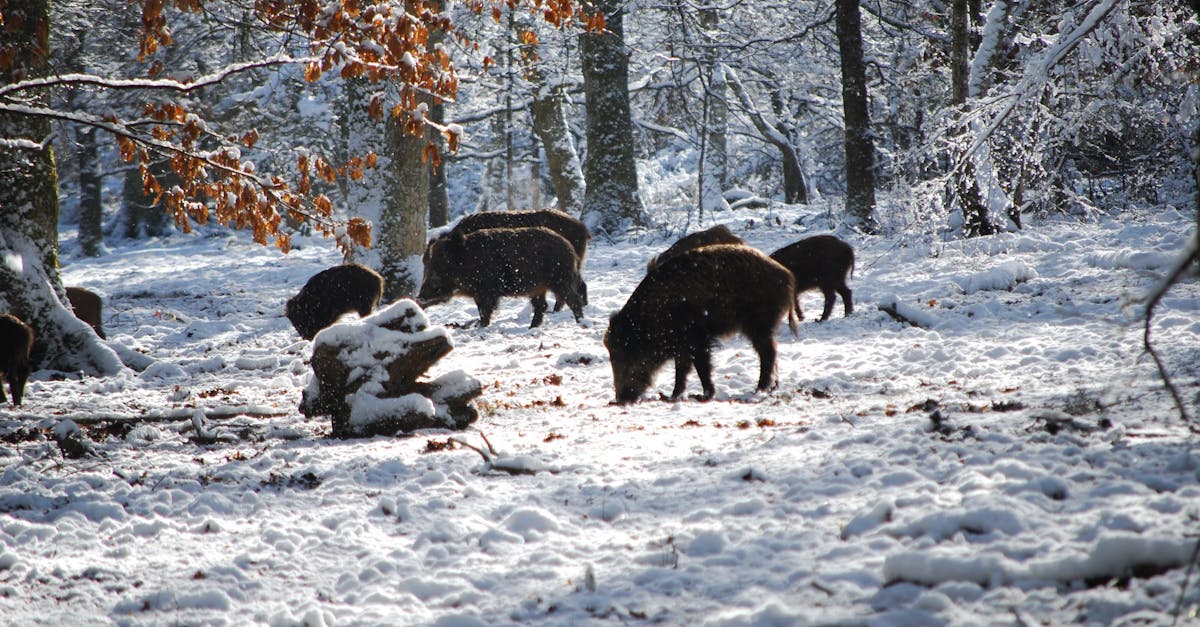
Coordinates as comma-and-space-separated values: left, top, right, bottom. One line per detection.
299, 300, 481, 438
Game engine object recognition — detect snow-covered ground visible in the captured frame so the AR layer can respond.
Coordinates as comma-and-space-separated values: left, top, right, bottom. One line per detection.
2, 202, 1199, 626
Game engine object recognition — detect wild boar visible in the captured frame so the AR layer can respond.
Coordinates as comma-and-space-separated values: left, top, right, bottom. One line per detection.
66, 286, 106, 339
604, 244, 797, 403
286, 263, 384, 340
646, 224, 745, 271
0, 313, 34, 407
769, 235, 855, 321
418, 226, 585, 328
433, 209, 591, 309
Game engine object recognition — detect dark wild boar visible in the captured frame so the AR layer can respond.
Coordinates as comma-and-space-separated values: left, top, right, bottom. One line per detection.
418, 226, 585, 328
433, 209, 591, 309
604, 244, 797, 403
646, 224, 745, 271
0, 313, 34, 407
286, 263, 384, 340
769, 234, 855, 322
66, 286, 106, 339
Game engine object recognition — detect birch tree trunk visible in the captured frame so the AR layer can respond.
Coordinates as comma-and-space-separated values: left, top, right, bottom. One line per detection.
0, 0, 121, 375
579, 0, 645, 233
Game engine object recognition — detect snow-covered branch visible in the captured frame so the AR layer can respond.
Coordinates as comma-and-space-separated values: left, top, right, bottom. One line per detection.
963, 0, 1123, 160
0, 55, 313, 99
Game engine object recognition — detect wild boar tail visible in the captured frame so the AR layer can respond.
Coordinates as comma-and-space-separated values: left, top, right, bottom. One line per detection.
786, 277, 800, 338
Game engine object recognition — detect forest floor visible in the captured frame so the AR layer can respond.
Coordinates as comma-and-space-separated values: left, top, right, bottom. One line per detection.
1, 201, 1199, 625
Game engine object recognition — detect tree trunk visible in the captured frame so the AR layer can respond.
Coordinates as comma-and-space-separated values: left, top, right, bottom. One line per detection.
77, 126, 104, 256
780, 145, 808, 205
952, 0, 999, 237
835, 0, 878, 232
375, 110, 431, 301
529, 73, 586, 215
579, 0, 645, 233
698, 6, 730, 217
122, 159, 170, 238
476, 83, 508, 213
951, 0, 970, 105
428, 99, 450, 228
0, 0, 121, 375
1193, 0, 1200, 271
728, 67, 809, 205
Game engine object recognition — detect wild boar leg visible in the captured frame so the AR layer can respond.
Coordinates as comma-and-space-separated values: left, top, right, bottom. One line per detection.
819, 286, 837, 321
529, 292, 548, 328
475, 294, 500, 327
749, 332, 778, 392
671, 354, 693, 400
838, 285, 854, 317
691, 345, 717, 401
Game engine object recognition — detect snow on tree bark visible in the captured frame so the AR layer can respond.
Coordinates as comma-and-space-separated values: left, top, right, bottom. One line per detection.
377, 109, 431, 301
340, 80, 429, 302
528, 64, 586, 216
698, 7, 730, 217
0, 0, 121, 376
950, 0, 1001, 237
725, 66, 809, 205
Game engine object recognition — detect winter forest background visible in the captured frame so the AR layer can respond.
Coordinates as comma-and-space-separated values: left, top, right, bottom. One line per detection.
2, 0, 1200, 624
16, 0, 1200, 274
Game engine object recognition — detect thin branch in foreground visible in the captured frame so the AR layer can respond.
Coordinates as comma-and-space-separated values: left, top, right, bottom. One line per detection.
1142, 233, 1199, 428
1172, 535, 1200, 626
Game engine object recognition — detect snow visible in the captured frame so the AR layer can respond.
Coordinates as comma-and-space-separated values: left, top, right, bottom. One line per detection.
1, 203, 1199, 625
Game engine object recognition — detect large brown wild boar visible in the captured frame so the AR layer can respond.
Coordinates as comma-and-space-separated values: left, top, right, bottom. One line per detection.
66, 286, 106, 339
431, 209, 591, 309
418, 226, 585, 328
769, 235, 855, 322
646, 224, 745, 271
0, 313, 34, 407
604, 244, 797, 403
286, 263, 384, 340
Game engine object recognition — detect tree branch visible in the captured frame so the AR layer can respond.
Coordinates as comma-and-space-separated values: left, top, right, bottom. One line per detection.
0, 101, 341, 230
0, 55, 312, 99
1142, 233, 1199, 427
960, 0, 1122, 164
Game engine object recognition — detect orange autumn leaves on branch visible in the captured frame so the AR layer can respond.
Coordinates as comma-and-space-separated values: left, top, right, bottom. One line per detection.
130, 0, 601, 253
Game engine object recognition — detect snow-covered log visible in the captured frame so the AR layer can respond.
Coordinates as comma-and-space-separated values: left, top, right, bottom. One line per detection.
299, 300, 480, 438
